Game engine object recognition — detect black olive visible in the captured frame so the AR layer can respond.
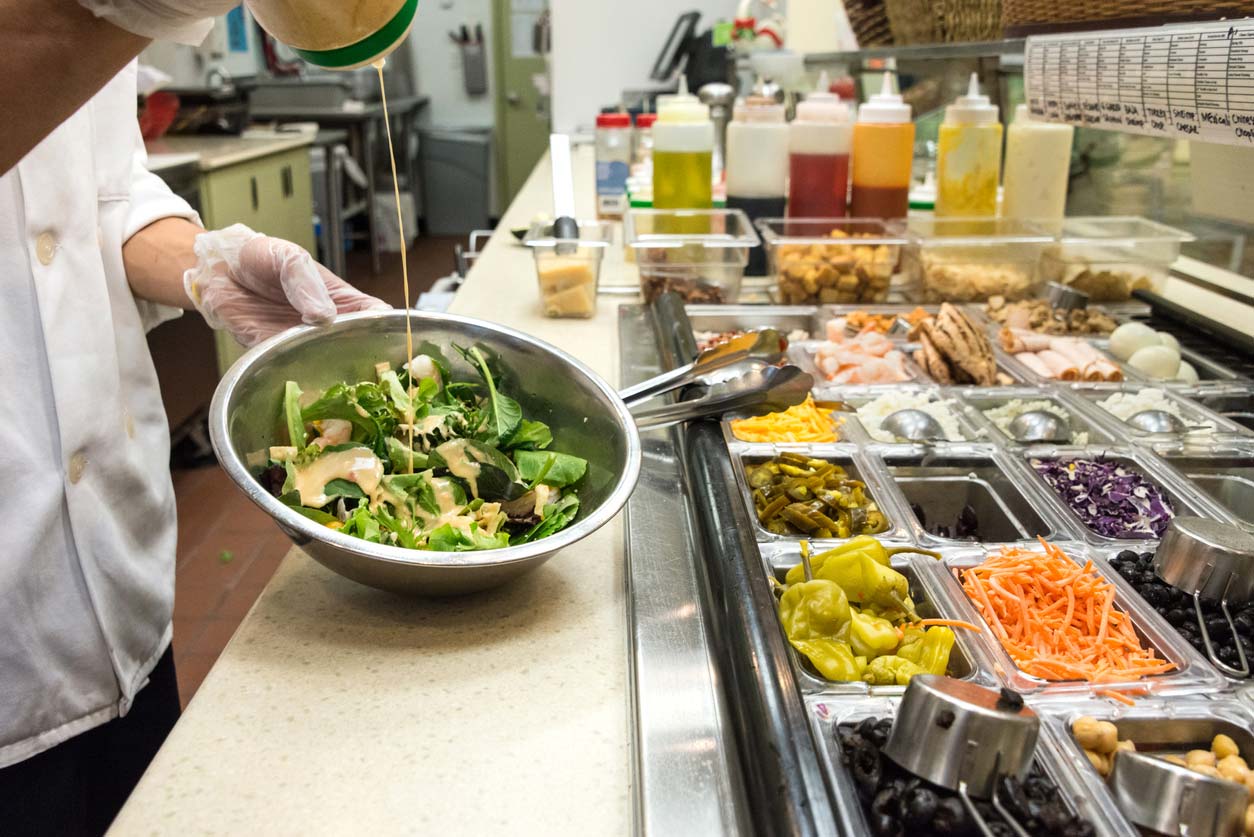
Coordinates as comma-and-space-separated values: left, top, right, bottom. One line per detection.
870, 812, 903, 837
902, 787, 938, 826
852, 749, 882, 796
1219, 644, 1239, 663
1116, 550, 1138, 563
1166, 608, 1189, 626
1208, 616, 1231, 635
1039, 801, 1070, 831
1116, 562, 1140, 581
857, 717, 879, 739
1138, 552, 1154, 564
932, 797, 967, 834
1234, 613, 1254, 635
871, 787, 899, 818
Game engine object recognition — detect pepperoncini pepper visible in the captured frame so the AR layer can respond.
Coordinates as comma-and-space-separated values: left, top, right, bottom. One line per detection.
849, 610, 900, 658
862, 655, 928, 686
783, 536, 941, 585
815, 550, 920, 622
897, 625, 956, 675
790, 639, 867, 681
778, 578, 851, 642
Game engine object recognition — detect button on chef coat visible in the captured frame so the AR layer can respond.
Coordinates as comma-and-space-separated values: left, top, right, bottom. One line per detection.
0, 62, 198, 768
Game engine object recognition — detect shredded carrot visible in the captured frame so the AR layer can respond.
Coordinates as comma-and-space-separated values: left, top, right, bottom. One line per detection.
958, 538, 1175, 684
729, 395, 842, 443
915, 618, 984, 633
1096, 689, 1136, 707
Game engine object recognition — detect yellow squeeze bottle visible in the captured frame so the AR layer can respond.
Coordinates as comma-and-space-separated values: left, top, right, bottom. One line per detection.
935, 74, 1002, 218
652, 76, 714, 210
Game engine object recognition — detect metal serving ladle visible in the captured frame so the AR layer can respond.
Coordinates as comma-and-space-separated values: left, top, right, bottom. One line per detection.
1126, 409, 1206, 435
1008, 409, 1071, 444
619, 328, 786, 405
882, 409, 947, 442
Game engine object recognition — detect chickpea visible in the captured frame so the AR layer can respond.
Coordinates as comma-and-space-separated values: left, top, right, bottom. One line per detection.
1187, 749, 1218, 768
1193, 765, 1223, 779
1085, 749, 1110, 777
1220, 755, 1252, 783
1215, 734, 1242, 761
1116, 739, 1136, 753
1245, 804, 1254, 837
1073, 717, 1119, 754
1164, 755, 1188, 767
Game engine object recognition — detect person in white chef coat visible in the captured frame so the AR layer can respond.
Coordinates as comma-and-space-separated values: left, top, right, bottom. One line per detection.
0, 3, 389, 834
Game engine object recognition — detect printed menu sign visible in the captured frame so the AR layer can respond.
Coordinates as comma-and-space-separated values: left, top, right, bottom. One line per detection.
1025, 21, 1254, 145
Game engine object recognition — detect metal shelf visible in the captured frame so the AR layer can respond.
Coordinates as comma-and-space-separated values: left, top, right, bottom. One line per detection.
803, 38, 1026, 65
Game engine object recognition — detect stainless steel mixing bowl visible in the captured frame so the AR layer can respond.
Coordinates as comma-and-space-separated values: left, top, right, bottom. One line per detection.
209, 311, 642, 595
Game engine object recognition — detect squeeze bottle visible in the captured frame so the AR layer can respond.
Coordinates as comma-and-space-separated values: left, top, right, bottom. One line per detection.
594, 112, 633, 219
245, 0, 418, 70
850, 73, 914, 219
935, 73, 1002, 218
652, 76, 714, 210
726, 95, 788, 274
1002, 104, 1074, 223
787, 72, 852, 218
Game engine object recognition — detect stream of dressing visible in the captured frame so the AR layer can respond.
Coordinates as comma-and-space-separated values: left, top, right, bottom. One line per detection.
374, 60, 416, 472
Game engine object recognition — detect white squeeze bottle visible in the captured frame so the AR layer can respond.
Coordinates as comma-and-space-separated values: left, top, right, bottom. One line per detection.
1002, 104, 1075, 223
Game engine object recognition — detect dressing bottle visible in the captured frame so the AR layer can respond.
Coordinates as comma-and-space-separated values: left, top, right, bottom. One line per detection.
1002, 105, 1074, 224
245, 0, 418, 69
850, 73, 914, 219
935, 73, 1002, 218
787, 72, 852, 218
726, 95, 788, 274
652, 76, 714, 210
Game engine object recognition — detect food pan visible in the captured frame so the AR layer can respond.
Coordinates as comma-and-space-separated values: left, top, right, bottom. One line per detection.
1043, 697, 1254, 837
877, 448, 1077, 546
1020, 447, 1220, 548
958, 386, 1118, 447
931, 543, 1224, 698
1159, 453, 1254, 530
763, 547, 991, 696
809, 694, 1127, 837
817, 387, 983, 445
735, 449, 908, 544
795, 336, 932, 389
1188, 387, 1254, 433
1074, 386, 1253, 448
684, 304, 821, 358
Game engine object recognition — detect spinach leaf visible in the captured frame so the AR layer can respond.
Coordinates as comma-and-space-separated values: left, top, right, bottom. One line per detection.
506, 419, 553, 451
385, 437, 428, 473
428, 523, 511, 552
375, 506, 419, 549
322, 478, 367, 500
514, 450, 588, 487
283, 381, 306, 447
285, 504, 338, 525
511, 494, 581, 544
377, 370, 412, 418
456, 345, 522, 443
464, 440, 530, 501
301, 382, 396, 457
340, 506, 382, 542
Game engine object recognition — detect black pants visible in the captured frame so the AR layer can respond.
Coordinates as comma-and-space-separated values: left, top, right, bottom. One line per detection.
0, 647, 180, 837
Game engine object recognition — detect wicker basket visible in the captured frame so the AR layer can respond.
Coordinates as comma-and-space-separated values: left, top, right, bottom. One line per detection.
845, 0, 895, 47
886, 0, 1002, 44
1003, 0, 1252, 35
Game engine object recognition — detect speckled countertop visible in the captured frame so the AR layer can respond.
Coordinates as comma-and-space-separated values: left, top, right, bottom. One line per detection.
110, 146, 637, 835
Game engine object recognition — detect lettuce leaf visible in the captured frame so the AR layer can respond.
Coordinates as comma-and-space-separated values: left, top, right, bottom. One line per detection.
514, 450, 588, 487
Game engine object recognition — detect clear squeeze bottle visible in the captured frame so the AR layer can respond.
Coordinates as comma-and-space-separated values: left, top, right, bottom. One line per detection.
850, 73, 914, 219
727, 95, 788, 274
1002, 104, 1074, 224
652, 76, 714, 210
935, 73, 1002, 218
787, 72, 852, 218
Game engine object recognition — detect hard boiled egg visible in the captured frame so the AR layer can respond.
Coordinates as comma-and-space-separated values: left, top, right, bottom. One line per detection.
1129, 345, 1182, 379
1109, 322, 1160, 361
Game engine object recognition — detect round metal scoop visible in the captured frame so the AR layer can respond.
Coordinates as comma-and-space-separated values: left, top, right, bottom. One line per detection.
1047, 281, 1090, 312
1109, 749, 1246, 837
1126, 409, 1205, 435
884, 676, 1039, 837
1155, 517, 1254, 678
1008, 409, 1071, 444
882, 409, 947, 442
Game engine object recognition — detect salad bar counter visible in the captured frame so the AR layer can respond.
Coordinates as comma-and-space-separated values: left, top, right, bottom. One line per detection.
622, 294, 1254, 836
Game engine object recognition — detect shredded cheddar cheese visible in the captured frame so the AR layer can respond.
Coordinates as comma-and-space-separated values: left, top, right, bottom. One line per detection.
730, 396, 841, 443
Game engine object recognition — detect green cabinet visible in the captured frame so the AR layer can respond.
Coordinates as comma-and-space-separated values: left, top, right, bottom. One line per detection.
198, 146, 315, 373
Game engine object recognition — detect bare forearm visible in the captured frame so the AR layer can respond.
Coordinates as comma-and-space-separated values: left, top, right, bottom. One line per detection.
123, 217, 202, 308
0, 3, 149, 175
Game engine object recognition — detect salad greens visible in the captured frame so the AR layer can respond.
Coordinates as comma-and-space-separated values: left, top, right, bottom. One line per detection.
259, 346, 588, 552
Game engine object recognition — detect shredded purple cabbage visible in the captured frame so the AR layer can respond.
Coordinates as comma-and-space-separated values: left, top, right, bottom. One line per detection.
1030, 457, 1175, 539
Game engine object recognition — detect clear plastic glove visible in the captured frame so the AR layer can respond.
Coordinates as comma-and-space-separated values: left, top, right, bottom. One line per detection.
185, 224, 391, 348
76, 0, 240, 45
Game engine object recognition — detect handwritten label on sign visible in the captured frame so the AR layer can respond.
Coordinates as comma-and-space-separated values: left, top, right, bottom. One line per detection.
1025, 21, 1254, 146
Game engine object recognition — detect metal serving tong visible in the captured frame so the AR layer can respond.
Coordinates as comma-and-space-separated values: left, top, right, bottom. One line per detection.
1154, 517, 1254, 679
884, 676, 1040, 837
619, 328, 811, 431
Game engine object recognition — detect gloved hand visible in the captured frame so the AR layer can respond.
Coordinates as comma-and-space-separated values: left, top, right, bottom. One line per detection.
185, 224, 391, 348
77, 0, 241, 46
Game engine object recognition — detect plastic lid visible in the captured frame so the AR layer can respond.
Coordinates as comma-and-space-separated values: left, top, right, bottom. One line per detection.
635, 112, 658, 128
733, 95, 785, 123
944, 73, 998, 125
794, 71, 850, 124
857, 72, 911, 124
1013, 104, 1031, 123
596, 112, 632, 128
656, 76, 710, 124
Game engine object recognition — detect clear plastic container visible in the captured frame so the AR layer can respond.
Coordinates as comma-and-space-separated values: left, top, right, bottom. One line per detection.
1038, 216, 1195, 302
898, 217, 1053, 303
757, 218, 905, 304
624, 208, 759, 304
524, 220, 612, 319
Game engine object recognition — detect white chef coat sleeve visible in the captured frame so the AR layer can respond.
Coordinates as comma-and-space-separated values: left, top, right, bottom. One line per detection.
124, 136, 202, 331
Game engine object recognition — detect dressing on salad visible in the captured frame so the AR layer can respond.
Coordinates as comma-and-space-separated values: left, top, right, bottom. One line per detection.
259, 346, 587, 552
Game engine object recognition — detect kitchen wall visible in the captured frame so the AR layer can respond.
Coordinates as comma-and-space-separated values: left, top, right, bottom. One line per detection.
408, 0, 496, 129
549, 0, 740, 135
